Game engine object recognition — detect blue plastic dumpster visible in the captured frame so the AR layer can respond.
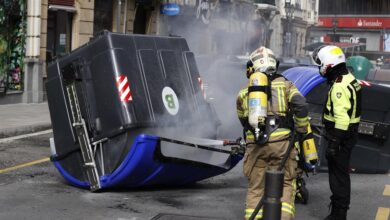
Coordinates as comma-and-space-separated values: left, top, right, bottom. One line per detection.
46, 32, 242, 191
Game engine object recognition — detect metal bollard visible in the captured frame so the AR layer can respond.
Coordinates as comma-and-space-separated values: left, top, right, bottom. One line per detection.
263, 170, 284, 220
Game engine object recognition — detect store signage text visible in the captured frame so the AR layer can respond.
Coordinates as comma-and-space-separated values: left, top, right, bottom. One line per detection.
160, 3, 180, 16
317, 17, 390, 29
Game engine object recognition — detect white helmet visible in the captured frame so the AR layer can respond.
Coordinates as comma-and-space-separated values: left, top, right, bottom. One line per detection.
249, 47, 278, 75
312, 45, 346, 76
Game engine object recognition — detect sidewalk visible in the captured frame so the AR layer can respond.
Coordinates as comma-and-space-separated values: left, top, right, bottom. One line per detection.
0, 103, 51, 138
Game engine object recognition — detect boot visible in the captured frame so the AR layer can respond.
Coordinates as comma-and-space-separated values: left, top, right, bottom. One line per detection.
324, 203, 347, 220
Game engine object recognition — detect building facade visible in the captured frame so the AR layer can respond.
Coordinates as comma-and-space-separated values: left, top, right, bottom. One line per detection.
311, 0, 390, 54
1, 0, 318, 104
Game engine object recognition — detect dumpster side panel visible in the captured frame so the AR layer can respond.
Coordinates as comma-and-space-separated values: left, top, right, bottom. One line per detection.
47, 32, 230, 189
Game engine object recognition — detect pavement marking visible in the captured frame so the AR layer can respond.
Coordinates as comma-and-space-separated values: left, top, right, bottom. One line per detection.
0, 129, 52, 143
384, 185, 390, 196
0, 157, 50, 174
375, 207, 390, 220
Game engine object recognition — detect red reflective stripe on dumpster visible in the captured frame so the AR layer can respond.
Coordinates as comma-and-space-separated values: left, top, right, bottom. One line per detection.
116, 75, 133, 102
198, 77, 206, 99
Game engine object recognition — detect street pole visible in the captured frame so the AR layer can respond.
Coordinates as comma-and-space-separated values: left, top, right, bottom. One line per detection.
284, 0, 294, 57
117, 0, 122, 33
332, 16, 338, 43
254, 3, 279, 49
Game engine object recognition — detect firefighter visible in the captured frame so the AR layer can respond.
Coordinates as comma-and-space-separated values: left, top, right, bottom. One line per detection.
237, 47, 309, 220
312, 45, 361, 220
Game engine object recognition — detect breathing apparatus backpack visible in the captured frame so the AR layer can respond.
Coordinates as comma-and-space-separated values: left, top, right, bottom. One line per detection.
246, 47, 284, 145
248, 71, 269, 144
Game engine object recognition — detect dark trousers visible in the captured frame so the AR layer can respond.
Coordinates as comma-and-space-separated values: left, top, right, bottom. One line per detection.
326, 129, 358, 209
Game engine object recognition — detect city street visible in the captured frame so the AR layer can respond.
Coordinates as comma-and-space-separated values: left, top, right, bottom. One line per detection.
0, 132, 389, 220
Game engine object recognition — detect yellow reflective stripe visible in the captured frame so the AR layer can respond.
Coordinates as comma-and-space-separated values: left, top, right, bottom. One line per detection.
288, 89, 299, 102
245, 208, 263, 219
282, 202, 294, 210
295, 116, 308, 126
292, 179, 297, 209
280, 87, 286, 112
270, 128, 291, 137
282, 202, 295, 216
277, 87, 283, 112
244, 214, 262, 219
245, 209, 263, 213
282, 207, 294, 215
295, 116, 308, 122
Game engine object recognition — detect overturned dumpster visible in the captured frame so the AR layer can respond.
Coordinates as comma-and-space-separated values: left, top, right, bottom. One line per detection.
46, 32, 242, 191
283, 67, 390, 174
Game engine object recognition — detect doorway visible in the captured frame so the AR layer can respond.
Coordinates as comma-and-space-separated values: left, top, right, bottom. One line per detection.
46, 10, 73, 62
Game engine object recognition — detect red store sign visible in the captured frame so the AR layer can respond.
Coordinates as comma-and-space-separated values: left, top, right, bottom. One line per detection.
317, 17, 390, 29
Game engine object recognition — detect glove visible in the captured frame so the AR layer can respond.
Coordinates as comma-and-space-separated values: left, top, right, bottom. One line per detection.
325, 128, 347, 159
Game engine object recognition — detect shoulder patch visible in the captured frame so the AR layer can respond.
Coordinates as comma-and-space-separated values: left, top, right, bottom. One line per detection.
336, 92, 342, 99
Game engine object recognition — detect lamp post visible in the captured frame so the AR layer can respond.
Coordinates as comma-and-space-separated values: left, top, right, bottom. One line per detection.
117, 0, 122, 33
381, 29, 389, 52
253, 1, 279, 49
284, 0, 295, 57
332, 16, 338, 43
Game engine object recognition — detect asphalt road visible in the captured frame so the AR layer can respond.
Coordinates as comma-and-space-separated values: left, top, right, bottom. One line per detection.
0, 132, 389, 220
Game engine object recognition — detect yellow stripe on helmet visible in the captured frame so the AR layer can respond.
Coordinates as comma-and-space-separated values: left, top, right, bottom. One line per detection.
330, 47, 343, 55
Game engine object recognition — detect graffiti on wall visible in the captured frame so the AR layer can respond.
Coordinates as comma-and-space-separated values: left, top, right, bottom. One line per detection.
0, 0, 26, 93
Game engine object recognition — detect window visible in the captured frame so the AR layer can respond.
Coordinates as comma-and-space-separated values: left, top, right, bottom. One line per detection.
46, 10, 73, 62
93, 0, 113, 35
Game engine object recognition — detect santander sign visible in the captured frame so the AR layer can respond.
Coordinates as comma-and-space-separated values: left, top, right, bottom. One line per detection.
357, 19, 383, 27
317, 17, 390, 29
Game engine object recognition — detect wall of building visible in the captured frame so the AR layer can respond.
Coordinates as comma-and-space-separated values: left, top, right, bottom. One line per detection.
312, 29, 381, 51
319, 0, 390, 15
40, 0, 48, 62
278, 0, 319, 57
71, 0, 95, 50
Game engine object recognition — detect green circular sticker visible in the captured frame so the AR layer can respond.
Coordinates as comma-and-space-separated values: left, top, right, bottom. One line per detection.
162, 87, 179, 115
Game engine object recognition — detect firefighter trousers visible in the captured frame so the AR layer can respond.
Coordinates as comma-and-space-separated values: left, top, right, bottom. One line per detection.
244, 134, 298, 220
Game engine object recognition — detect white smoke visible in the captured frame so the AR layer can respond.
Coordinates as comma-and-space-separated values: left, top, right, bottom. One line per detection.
156, 3, 258, 140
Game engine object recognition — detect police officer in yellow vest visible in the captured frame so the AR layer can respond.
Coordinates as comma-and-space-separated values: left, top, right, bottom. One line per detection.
312, 46, 361, 220
237, 47, 309, 220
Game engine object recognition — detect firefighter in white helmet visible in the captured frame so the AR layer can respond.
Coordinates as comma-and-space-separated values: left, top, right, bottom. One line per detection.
237, 47, 309, 220
312, 45, 361, 220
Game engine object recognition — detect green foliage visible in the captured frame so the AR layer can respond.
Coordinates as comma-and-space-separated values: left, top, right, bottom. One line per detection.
0, 0, 26, 91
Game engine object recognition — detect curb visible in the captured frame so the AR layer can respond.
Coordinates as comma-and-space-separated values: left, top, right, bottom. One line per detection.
0, 123, 52, 138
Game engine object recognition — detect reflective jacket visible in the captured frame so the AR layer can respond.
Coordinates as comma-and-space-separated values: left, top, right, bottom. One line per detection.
323, 72, 361, 131
236, 75, 309, 141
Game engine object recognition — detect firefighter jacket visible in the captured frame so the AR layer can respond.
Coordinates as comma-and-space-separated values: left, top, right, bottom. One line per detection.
236, 75, 309, 142
323, 72, 361, 131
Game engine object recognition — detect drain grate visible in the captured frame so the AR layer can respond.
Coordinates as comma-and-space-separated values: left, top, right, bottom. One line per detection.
151, 213, 225, 220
